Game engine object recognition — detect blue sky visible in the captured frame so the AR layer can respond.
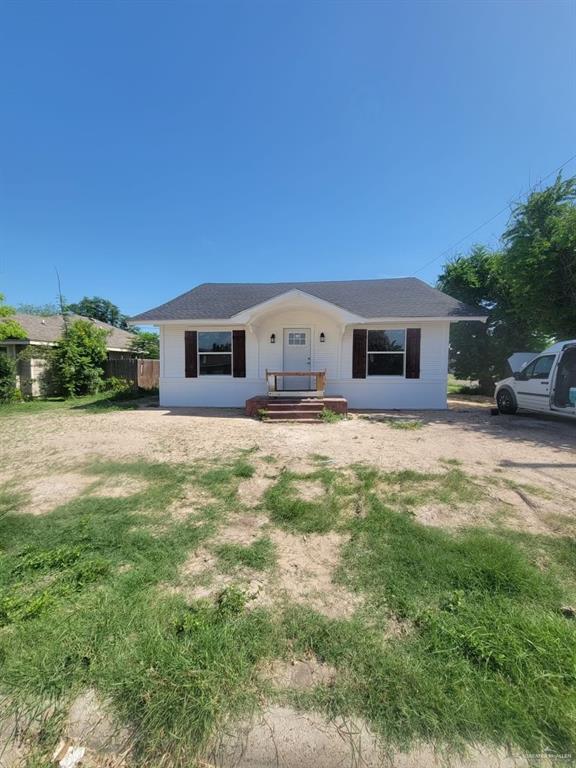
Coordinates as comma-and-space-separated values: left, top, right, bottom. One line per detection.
1, 0, 575, 317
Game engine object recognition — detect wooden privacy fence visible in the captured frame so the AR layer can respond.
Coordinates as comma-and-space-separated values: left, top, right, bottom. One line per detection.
104, 358, 159, 390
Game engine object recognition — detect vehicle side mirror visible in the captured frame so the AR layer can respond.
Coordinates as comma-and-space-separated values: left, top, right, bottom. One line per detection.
513, 371, 524, 380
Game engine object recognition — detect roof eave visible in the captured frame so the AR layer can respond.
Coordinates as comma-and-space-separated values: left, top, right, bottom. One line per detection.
127, 313, 488, 325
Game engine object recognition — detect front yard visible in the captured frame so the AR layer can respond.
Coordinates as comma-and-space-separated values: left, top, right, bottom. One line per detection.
1, 400, 575, 767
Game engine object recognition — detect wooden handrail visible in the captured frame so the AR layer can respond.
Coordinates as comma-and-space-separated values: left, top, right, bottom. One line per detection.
266, 370, 325, 376
265, 369, 326, 396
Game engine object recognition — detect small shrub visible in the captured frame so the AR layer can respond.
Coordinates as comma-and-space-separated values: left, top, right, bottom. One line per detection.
387, 419, 424, 430
320, 408, 344, 423
105, 376, 138, 399
51, 319, 108, 397
217, 585, 247, 616
0, 352, 17, 403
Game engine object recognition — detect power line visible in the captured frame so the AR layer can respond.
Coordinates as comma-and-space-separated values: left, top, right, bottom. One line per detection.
411, 152, 576, 277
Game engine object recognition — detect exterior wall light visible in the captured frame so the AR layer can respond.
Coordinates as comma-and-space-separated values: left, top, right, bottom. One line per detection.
270, 333, 276, 344
320, 332, 326, 343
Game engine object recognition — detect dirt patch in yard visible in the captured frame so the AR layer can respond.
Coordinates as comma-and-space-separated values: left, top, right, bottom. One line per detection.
412, 485, 571, 537
25, 472, 93, 515
4, 402, 576, 514
217, 513, 268, 545
413, 502, 499, 530
169, 526, 358, 619
179, 547, 218, 578
264, 529, 361, 619
169, 485, 216, 521
90, 476, 147, 498
292, 479, 325, 501
64, 689, 131, 755
261, 655, 337, 690
237, 475, 275, 507
209, 705, 529, 768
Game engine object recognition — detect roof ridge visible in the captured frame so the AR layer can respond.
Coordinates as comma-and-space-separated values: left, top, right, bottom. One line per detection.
199, 277, 421, 287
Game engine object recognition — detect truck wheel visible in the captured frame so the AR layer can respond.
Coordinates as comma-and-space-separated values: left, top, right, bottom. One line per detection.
496, 388, 517, 415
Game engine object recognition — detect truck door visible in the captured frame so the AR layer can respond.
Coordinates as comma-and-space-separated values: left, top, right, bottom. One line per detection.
550, 345, 576, 413
515, 354, 556, 411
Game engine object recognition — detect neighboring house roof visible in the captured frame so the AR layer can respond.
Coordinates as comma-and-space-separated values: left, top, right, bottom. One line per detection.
8, 314, 136, 351
131, 278, 486, 323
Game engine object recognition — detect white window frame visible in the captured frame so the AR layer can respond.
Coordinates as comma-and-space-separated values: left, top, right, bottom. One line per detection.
366, 329, 406, 378
197, 330, 233, 377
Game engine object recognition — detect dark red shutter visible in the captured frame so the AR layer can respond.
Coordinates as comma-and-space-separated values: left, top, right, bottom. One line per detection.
352, 329, 367, 379
405, 328, 421, 379
232, 330, 246, 377
185, 331, 197, 378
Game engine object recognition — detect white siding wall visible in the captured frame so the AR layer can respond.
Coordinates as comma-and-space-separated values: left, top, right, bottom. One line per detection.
158, 317, 450, 409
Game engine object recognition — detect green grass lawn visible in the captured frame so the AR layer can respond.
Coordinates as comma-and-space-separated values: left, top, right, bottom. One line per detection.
0, 390, 154, 418
448, 375, 482, 395
0, 450, 574, 765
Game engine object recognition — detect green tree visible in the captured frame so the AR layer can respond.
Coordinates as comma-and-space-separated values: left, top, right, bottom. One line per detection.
17, 302, 60, 316
0, 352, 17, 403
129, 330, 159, 359
437, 245, 547, 393
67, 296, 129, 329
0, 294, 27, 341
502, 175, 576, 338
51, 319, 109, 397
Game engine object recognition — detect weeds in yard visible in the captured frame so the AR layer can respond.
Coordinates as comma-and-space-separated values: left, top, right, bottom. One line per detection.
0, 454, 575, 764
375, 466, 485, 510
263, 468, 347, 533
0, 456, 268, 762
319, 408, 344, 423
309, 453, 331, 464
378, 418, 424, 430
439, 457, 462, 466
0, 483, 28, 517
215, 537, 276, 572
0, 390, 153, 418
280, 485, 576, 754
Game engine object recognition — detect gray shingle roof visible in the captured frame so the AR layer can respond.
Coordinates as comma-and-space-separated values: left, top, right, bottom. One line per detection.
131, 278, 485, 322
11, 314, 136, 351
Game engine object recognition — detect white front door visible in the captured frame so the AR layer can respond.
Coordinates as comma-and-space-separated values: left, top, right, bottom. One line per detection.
282, 328, 311, 390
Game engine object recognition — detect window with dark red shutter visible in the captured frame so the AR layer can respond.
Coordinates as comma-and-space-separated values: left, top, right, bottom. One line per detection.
184, 331, 198, 378
232, 330, 246, 377
405, 328, 421, 379
352, 329, 367, 379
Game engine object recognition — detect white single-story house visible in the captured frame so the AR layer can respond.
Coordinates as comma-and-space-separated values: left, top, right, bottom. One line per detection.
130, 279, 486, 412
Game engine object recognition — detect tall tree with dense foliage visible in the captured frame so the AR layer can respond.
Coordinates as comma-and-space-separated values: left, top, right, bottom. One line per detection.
17, 302, 60, 316
129, 330, 159, 359
437, 246, 547, 393
67, 296, 129, 329
0, 352, 17, 403
51, 319, 109, 397
502, 175, 576, 338
0, 294, 27, 341
438, 175, 575, 392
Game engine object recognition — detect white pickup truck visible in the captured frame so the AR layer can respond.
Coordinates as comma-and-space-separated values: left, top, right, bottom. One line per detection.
494, 340, 576, 418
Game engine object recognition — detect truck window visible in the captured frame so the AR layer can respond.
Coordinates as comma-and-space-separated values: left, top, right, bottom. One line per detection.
522, 355, 555, 380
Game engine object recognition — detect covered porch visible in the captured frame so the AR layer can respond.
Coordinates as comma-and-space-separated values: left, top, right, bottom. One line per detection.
246, 370, 347, 422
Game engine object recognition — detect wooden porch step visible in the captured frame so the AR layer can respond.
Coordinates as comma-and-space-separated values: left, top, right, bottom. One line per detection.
245, 394, 348, 422
263, 409, 323, 420
265, 401, 324, 411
